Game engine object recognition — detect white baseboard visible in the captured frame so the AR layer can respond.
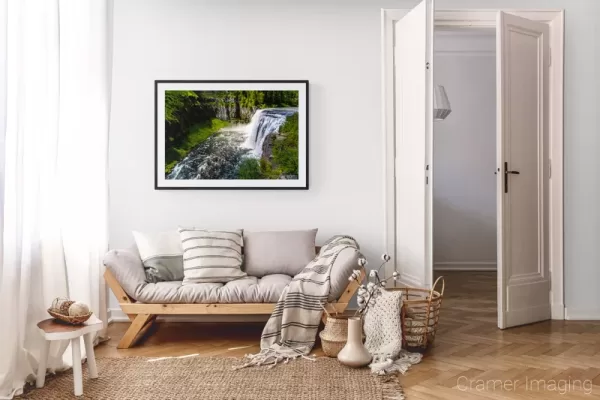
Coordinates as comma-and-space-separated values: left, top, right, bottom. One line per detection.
107, 308, 271, 323
108, 308, 126, 323
565, 307, 600, 320
551, 303, 565, 320
434, 261, 497, 271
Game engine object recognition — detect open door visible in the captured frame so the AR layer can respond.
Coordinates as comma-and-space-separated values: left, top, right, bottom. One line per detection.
393, 0, 434, 289
497, 12, 551, 328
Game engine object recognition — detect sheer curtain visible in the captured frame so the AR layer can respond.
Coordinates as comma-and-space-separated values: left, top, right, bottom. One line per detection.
0, 1, 112, 398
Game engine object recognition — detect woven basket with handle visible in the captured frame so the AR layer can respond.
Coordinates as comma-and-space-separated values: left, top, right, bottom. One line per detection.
387, 276, 445, 353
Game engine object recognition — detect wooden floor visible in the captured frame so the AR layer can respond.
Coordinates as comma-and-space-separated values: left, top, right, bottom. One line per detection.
97, 271, 600, 399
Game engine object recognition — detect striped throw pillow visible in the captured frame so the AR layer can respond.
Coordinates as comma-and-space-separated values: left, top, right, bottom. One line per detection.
178, 228, 247, 284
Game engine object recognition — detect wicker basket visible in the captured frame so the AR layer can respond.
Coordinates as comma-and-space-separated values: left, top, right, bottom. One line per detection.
319, 315, 349, 357
388, 276, 445, 353
47, 308, 93, 325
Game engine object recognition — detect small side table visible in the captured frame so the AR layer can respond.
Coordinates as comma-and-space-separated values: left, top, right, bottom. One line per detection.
37, 316, 103, 397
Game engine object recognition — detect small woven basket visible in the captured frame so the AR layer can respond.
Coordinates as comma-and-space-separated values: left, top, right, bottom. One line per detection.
47, 308, 93, 325
319, 315, 349, 357
388, 276, 445, 353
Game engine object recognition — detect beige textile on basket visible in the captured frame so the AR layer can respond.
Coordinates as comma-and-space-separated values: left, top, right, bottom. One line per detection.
363, 285, 422, 375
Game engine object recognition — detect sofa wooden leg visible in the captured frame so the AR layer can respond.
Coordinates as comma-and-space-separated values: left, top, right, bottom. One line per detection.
117, 314, 156, 349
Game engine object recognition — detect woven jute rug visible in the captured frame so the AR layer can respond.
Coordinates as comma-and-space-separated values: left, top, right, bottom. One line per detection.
19, 356, 405, 400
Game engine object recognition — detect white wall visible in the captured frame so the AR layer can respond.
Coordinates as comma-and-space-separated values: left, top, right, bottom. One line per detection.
433, 30, 497, 270
108, 0, 400, 311
110, 0, 600, 318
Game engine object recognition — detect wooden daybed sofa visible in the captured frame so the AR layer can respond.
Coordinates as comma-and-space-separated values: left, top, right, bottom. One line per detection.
103, 245, 363, 349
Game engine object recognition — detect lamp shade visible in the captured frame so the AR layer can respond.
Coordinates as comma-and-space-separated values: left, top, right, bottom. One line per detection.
434, 85, 451, 120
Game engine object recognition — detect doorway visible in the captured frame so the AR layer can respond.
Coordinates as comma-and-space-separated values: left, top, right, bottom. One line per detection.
432, 27, 498, 323
381, 6, 564, 329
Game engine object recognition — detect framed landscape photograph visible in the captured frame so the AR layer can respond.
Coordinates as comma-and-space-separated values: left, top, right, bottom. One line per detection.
155, 80, 308, 189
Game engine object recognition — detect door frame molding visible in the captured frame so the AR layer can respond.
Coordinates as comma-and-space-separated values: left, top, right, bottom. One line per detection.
381, 9, 565, 319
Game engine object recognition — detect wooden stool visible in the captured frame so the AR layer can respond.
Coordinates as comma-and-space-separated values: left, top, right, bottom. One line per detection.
37, 316, 103, 397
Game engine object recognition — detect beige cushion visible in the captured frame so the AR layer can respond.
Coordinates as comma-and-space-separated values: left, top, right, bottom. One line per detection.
103, 248, 147, 298
327, 246, 362, 301
243, 229, 317, 277
179, 228, 247, 284
134, 274, 291, 303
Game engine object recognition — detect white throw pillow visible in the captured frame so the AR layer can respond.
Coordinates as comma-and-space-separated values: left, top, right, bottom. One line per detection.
179, 228, 247, 284
132, 230, 184, 282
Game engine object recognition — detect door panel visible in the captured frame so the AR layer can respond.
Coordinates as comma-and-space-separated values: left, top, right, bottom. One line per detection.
497, 12, 550, 328
394, 0, 434, 289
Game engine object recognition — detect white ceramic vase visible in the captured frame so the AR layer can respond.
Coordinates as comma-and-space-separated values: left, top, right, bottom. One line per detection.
337, 316, 372, 368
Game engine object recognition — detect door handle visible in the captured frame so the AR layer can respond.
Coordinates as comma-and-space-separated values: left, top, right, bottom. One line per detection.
504, 162, 520, 193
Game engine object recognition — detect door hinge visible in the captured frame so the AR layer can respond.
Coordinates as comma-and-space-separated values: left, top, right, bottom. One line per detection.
426, 61, 430, 70
426, 164, 429, 185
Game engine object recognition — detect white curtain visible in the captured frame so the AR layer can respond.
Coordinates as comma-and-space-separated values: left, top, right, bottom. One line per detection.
0, 1, 112, 398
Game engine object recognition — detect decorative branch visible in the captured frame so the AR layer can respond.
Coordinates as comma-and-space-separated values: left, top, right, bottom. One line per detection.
348, 253, 399, 317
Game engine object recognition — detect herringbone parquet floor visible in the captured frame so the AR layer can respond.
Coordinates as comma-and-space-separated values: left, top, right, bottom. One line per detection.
98, 271, 600, 399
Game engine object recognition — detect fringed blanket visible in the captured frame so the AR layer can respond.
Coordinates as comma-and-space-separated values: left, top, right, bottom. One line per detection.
363, 286, 422, 375
237, 235, 360, 369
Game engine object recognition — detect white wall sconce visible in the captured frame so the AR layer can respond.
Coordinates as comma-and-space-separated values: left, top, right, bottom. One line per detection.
434, 85, 451, 120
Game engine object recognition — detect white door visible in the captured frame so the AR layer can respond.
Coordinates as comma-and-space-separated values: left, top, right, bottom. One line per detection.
393, 0, 434, 289
497, 12, 551, 328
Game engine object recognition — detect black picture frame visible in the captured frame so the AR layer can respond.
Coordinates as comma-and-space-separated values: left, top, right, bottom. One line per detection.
154, 80, 309, 190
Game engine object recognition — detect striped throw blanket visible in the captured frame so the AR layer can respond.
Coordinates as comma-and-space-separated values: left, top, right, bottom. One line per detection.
237, 235, 360, 369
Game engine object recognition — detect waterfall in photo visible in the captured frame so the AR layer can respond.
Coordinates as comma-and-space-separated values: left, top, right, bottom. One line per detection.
244, 108, 297, 157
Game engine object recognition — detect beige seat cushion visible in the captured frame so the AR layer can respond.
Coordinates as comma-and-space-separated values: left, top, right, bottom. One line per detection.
134, 274, 291, 304
104, 245, 362, 303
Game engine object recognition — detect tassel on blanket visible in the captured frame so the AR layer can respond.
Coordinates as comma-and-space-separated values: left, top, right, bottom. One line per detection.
370, 351, 423, 375
234, 344, 316, 370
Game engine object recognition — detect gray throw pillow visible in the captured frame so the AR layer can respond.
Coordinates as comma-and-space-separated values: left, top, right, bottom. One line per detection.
243, 229, 318, 277
132, 230, 184, 283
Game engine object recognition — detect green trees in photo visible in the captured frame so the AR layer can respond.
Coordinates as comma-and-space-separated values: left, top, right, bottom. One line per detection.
165, 91, 220, 174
